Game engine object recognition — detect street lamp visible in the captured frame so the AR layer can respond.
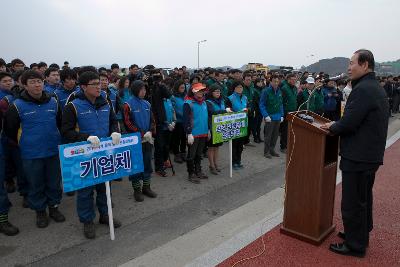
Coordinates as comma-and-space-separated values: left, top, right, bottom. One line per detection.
197, 39, 207, 69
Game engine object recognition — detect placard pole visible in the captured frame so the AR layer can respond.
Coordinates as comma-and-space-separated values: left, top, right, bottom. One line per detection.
229, 139, 232, 178
105, 181, 115, 240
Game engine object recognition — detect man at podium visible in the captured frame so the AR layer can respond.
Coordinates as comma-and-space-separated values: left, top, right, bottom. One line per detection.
321, 49, 389, 257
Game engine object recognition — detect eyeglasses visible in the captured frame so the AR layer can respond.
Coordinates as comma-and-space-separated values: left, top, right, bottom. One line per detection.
86, 82, 101, 86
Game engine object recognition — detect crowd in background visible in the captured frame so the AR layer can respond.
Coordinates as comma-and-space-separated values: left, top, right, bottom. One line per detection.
0, 57, 395, 239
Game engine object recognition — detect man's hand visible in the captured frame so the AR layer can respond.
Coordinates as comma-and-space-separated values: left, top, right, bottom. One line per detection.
87, 136, 100, 148
320, 121, 334, 130
187, 134, 194, 145
225, 107, 233, 113
111, 132, 121, 145
264, 116, 271, 123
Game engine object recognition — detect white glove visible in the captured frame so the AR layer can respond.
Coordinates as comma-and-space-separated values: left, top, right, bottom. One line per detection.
111, 132, 121, 145
242, 108, 248, 112
143, 131, 152, 141
207, 130, 211, 140
225, 107, 232, 113
171, 121, 176, 128
87, 136, 100, 148
187, 134, 194, 145
280, 117, 284, 123
264, 116, 271, 123
167, 123, 175, 132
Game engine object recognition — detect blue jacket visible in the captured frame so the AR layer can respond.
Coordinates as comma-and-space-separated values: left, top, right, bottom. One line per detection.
183, 98, 208, 137
13, 96, 61, 159
259, 86, 284, 121
54, 86, 77, 107
125, 96, 151, 133
120, 88, 133, 104
163, 98, 174, 126
44, 83, 59, 94
322, 87, 338, 112
228, 92, 247, 112
71, 95, 111, 138
172, 93, 185, 123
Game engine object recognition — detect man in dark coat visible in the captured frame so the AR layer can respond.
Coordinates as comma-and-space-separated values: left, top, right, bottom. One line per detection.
321, 49, 389, 257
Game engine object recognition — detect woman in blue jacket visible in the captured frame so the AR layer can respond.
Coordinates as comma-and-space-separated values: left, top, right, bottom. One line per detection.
206, 84, 230, 175
227, 81, 248, 170
171, 80, 187, 163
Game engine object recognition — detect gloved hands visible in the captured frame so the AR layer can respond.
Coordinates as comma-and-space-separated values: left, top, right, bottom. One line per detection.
187, 134, 194, 145
264, 116, 271, 123
143, 131, 154, 144
167, 122, 176, 132
87, 136, 100, 148
111, 132, 121, 145
226, 107, 233, 113
242, 108, 248, 112
280, 117, 284, 123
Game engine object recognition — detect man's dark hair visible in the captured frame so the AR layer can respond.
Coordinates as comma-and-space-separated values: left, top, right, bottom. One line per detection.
60, 68, 77, 82
21, 70, 43, 85
286, 73, 296, 80
0, 71, 12, 81
37, 62, 47, 68
30, 63, 38, 69
243, 72, 252, 79
0, 58, 6, 67
111, 63, 119, 70
11, 58, 25, 67
98, 67, 107, 73
13, 70, 25, 81
79, 71, 99, 85
64, 61, 69, 65
354, 49, 375, 70
99, 73, 109, 80
49, 63, 60, 69
270, 74, 280, 80
129, 64, 139, 70
78, 66, 98, 76
44, 67, 59, 77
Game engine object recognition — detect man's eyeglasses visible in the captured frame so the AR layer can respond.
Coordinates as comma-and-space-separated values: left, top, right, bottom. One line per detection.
86, 82, 101, 87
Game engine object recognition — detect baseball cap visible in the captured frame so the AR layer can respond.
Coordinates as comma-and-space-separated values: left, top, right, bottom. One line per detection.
306, 77, 315, 84
192, 83, 206, 93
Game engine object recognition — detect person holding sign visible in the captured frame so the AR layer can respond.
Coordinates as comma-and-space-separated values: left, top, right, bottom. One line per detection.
183, 83, 210, 184
123, 80, 157, 202
206, 84, 230, 175
61, 71, 121, 239
259, 75, 284, 159
226, 81, 248, 170
5, 70, 65, 228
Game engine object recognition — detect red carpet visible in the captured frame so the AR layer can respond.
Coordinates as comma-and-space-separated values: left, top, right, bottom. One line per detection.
218, 140, 400, 267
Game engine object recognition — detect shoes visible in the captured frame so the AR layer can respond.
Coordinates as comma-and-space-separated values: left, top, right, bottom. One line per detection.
133, 187, 144, 202
233, 163, 240, 170
66, 191, 75, 197
270, 150, 280, 157
163, 160, 172, 169
337, 231, 369, 247
49, 206, 66, 223
280, 148, 287, 153
99, 215, 121, 228
215, 165, 222, 172
238, 162, 244, 169
22, 196, 29, 208
83, 221, 96, 239
155, 169, 168, 177
245, 142, 256, 147
36, 210, 49, 228
188, 173, 201, 184
5, 180, 16, 193
196, 171, 208, 179
142, 184, 157, 198
209, 166, 218, 175
329, 242, 365, 258
264, 153, 272, 159
0, 215, 19, 236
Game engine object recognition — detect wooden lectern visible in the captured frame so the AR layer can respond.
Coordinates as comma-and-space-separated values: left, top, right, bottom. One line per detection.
280, 110, 339, 245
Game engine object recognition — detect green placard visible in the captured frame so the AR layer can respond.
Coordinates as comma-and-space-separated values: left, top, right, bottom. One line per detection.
212, 112, 248, 144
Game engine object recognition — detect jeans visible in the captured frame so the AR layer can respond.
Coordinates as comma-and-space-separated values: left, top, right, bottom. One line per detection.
22, 155, 62, 211
77, 183, 108, 223
129, 142, 153, 182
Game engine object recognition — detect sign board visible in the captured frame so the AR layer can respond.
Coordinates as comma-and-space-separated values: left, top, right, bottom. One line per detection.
212, 112, 248, 144
59, 133, 143, 192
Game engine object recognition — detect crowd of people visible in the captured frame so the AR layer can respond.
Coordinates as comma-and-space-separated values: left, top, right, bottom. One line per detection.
0, 57, 395, 239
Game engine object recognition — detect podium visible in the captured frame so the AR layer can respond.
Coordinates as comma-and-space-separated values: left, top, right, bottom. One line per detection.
280, 110, 339, 245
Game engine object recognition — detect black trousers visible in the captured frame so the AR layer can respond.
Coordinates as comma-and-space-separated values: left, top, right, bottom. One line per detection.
171, 122, 186, 155
341, 169, 377, 252
232, 137, 244, 164
279, 119, 288, 150
254, 110, 263, 140
154, 126, 171, 171
186, 137, 207, 174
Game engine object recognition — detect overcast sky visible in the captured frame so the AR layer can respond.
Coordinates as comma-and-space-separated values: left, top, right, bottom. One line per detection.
1, 0, 399, 69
